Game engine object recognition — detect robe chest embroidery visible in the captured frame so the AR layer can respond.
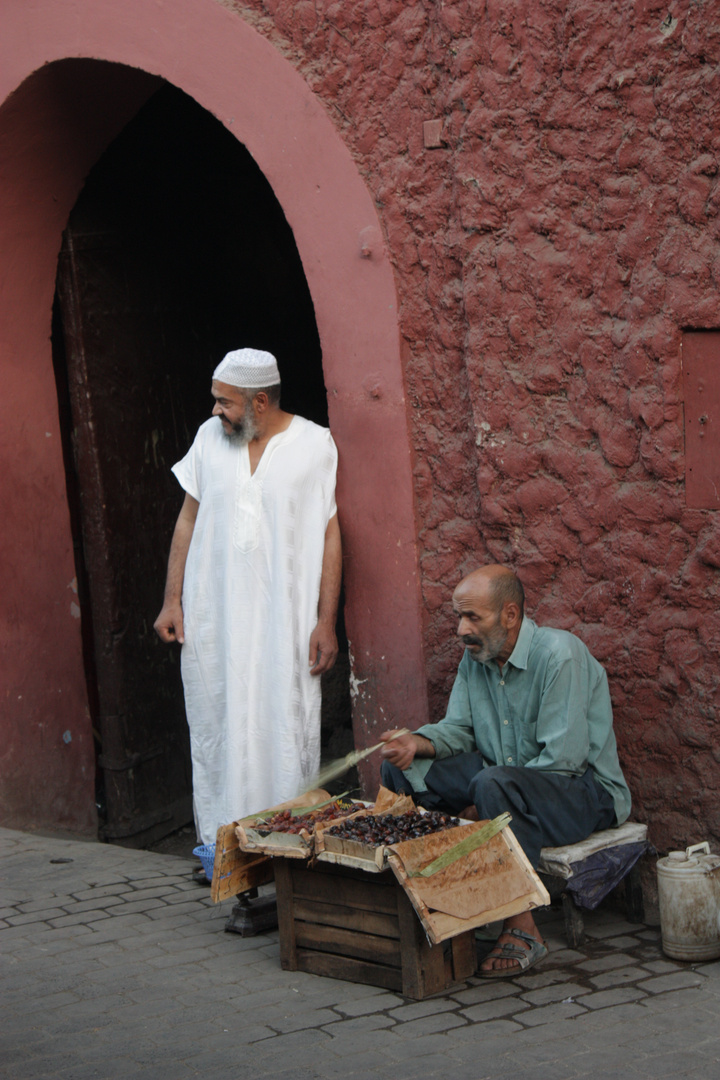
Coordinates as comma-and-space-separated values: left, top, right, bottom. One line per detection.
233, 471, 262, 552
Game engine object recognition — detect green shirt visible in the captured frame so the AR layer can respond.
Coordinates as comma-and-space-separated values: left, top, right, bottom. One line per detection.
403, 617, 631, 825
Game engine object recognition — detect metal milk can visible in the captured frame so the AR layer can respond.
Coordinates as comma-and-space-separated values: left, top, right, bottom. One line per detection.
657, 842, 720, 961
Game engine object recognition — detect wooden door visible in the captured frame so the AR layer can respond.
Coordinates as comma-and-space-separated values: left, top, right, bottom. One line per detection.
55, 215, 206, 845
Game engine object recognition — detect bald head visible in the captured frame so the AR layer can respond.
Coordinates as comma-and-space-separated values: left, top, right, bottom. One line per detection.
452, 565, 524, 668
454, 565, 525, 619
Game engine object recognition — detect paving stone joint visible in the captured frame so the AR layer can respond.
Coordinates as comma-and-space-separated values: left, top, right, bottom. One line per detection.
3, 827, 720, 1080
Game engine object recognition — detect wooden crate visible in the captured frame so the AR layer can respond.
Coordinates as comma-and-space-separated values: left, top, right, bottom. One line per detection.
274, 858, 476, 1000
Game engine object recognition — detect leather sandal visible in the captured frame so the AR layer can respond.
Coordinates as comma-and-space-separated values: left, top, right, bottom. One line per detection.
477, 927, 548, 978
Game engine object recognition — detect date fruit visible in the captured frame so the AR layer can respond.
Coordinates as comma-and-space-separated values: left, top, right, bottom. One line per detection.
326, 810, 460, 846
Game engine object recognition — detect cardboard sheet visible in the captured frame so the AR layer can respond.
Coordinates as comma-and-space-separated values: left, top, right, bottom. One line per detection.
211, 789, 330, 901
387, 821, 550, 944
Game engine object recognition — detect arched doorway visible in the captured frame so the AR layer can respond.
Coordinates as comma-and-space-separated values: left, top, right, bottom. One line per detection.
52, 80, 351, 844
0, 0, 428, 837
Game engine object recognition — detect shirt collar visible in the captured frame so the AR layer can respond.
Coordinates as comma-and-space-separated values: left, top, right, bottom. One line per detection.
504, 617, 535, 671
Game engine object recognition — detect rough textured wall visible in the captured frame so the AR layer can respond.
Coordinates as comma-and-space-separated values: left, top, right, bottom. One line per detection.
222, 0, 720, 852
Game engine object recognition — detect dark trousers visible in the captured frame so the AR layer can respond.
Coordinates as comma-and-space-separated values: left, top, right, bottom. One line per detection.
380, 752, 616, 868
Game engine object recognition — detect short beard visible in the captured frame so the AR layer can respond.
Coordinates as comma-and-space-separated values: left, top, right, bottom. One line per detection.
463, 620, 508, 665
221, 411, 259, 445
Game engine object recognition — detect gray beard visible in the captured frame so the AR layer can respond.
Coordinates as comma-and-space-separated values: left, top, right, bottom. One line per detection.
221, 415, 259, 445
464, 623, 508, 665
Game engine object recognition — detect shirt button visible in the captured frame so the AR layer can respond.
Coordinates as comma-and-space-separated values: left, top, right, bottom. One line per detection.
500, 680, 505, 685
503, 720, 509, 726
507, 756, 513, 763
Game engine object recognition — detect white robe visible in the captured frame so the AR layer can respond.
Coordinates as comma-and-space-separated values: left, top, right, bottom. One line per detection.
173, 415, 338, 843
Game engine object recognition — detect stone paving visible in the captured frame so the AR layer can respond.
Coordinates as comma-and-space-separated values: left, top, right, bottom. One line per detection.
2, 825, 720, 1080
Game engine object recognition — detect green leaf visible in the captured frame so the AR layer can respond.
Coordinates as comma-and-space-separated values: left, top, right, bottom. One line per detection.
407, 812, 512, 878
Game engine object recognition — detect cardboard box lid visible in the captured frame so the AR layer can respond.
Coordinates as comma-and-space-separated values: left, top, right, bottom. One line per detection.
387, 821, 550, 945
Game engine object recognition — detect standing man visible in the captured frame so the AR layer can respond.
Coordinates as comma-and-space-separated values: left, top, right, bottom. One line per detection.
380, 564, 631, 977
154, 348, 341, 845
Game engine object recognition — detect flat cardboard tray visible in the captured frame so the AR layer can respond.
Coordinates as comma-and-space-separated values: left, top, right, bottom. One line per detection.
211, 789, 330, 902
314, 789, 416, 872
237, 822, 314, 859
236, 796, 376, 861
386, 820, 550, 945
317, 832, 389, 872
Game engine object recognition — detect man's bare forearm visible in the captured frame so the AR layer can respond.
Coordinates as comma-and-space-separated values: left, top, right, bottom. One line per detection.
163, 494, 199, 601
308, 513, 342, 675
317, 512, 342, 629
154, 493, 199, 644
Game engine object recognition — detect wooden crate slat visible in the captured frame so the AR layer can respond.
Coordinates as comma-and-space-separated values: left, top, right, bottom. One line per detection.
396, 886, 447, 999
293, 897, 399, 939
295, 949, 403, 992
288, 865, 398, 914
275, 859, 298, 970
451, 931, 477, 983
295, 921, 402, 967
294, 859, 398, 887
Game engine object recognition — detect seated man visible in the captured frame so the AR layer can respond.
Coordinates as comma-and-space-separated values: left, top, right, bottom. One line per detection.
380, 564, 631, 978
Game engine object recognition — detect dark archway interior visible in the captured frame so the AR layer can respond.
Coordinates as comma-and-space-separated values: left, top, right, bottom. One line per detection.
71, 80, 331, 421
52, 80, 352, 845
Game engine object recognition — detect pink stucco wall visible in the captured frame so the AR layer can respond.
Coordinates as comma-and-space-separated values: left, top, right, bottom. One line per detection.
223, 0, 720, 852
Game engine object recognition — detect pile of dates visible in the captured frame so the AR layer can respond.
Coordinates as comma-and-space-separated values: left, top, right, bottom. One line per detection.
257, 802, 366, 835
326, 810, 460, 846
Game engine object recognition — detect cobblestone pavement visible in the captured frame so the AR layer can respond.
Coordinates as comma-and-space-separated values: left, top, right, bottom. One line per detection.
2, 826, 719, 1080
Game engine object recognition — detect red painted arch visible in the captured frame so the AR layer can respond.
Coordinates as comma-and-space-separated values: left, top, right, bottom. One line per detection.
0, 0, 428, 831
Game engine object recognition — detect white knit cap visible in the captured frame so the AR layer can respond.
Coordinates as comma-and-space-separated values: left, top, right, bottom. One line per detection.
212, 348, 281, 388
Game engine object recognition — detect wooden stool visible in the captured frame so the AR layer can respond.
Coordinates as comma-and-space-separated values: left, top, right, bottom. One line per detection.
538, 823, 649, 948
274, 857, 476, 1000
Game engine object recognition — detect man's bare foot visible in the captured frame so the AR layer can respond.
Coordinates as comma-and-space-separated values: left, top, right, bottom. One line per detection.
479, 911, 545, 974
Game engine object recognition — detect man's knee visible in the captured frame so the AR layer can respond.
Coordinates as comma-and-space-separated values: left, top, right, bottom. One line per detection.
469, 765, 524, 812
471, 764, 519, 793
